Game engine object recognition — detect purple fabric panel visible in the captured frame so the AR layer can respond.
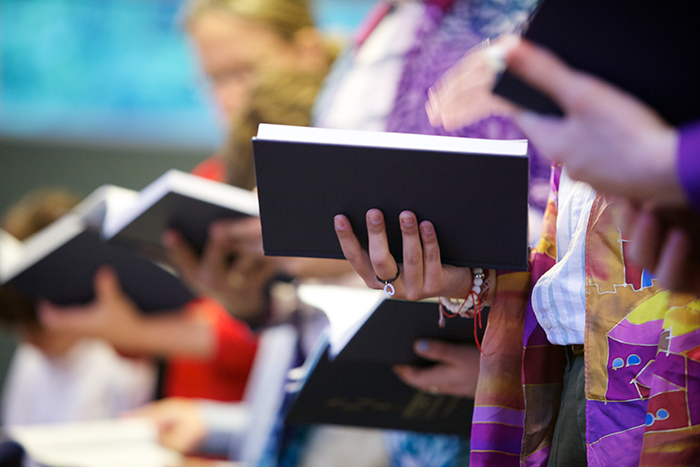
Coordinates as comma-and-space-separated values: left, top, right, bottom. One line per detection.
649, 373, 685, 396
668, 327, 700, 355
634, 355, 656, 389
522, 446, 550, 467
470, 422, 523, 453
586, 424, 645, 467
607, 317, 664, 345
472, 405, 525, 426
524, 308, 549, 347
677, 119, 700, 214
687, 358, 700, 426
652, 351, 687, 389
586, 399, 648, 444
470, 451, 520, 467
605, 338, 659, 400
523, 300, 549, 347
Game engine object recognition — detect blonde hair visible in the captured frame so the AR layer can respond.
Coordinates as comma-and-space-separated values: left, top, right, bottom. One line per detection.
2, 189, 79, 241
182, 0, 314, 41
223, 68, 326, 189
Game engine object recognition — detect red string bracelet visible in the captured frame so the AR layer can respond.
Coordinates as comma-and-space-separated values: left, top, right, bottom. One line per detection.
438, 268, 490, 352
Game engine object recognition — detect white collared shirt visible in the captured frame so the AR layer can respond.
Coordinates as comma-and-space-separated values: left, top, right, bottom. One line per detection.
531, 168, 596, 345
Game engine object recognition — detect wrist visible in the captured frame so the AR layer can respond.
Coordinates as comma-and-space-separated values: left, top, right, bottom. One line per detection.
108, 313, 150, 353
642, 126, 685, 206
440, 268, 492, 316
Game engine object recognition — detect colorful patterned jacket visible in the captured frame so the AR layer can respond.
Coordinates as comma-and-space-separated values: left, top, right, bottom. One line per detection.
471, 165, 700, 466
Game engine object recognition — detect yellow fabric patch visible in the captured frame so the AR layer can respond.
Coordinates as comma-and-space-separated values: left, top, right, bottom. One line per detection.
627, 291, 670, 324
662, 303, 700, 336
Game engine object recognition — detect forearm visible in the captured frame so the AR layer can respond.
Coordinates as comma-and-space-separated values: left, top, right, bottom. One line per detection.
117, 313, 216, 359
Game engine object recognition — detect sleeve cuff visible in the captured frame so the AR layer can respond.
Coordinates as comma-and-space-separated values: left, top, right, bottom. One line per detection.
196, 400, 250, 456
677, 119, 700, 214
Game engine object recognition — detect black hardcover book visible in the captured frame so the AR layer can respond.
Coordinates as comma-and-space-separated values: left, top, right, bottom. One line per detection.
285, 286, 487, 436
0, 213, 194, 313
103, 170, 259, 263
493, 0, 700, 126
253, 124, 529, 271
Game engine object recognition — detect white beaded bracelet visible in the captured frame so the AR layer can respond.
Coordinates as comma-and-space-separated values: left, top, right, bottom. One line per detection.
438, 268, 490, 323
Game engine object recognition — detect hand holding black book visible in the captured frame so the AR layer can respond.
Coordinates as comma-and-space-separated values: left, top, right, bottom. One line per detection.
284, 285, 487, 437
481, 0, 695, 210
253, 124, 530, 271
0, 186, 195, 313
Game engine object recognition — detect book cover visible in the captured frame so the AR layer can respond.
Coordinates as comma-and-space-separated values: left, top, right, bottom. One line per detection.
103, 169, 259, 262
253, 124, 529, 271
0, 229, 22, 270
493, 0, 700, 126
284, 285, 486, 437
74, 185, 138, 229
1, 200, 195, 313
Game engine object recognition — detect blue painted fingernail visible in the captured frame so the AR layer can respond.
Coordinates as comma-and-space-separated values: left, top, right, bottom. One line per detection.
416, 340, 430, 353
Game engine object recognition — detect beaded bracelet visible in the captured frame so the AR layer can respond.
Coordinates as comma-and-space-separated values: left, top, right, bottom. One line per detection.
438, 268, 490, 351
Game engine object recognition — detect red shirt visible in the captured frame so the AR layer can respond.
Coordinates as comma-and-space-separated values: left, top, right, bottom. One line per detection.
163, 156, 258, 401
163, 298, 258, 401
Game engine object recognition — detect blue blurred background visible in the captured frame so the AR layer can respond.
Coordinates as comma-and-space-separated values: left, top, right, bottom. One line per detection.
1, 0, 372, 148
0, 0, 373, 213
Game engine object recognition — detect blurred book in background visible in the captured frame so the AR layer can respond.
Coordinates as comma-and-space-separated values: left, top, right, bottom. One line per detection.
4, 418, 182, 467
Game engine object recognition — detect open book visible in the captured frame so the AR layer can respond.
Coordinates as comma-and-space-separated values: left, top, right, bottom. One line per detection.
4, 418, 182, 467
284, 284, 487, 437
253, 124, 530, 270
103, 169, 259, 262
0, 185, 194, 312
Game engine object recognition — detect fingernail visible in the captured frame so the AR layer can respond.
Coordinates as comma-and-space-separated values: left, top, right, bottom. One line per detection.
400, 213, 415, 227
483, 35, 520, 72
420, 222, 433, 235
428, 87, 440, 109
483, 45, 507, 72
416, 339, 430, 353
367, 210, 382, 225
334, 215, 345, 230
425, 104, 437, 124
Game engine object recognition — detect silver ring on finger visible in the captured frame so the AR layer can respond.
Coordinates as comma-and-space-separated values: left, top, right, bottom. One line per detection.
376, 268, 400, 296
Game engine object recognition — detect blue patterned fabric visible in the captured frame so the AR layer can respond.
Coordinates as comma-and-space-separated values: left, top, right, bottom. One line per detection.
386, 431, 469, 467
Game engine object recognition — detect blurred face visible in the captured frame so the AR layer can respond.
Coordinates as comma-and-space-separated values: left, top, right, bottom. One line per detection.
189, 11, 298, 121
